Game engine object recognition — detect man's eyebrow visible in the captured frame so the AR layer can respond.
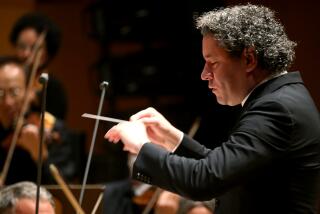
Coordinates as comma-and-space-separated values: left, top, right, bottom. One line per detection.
203, 54, 212, 59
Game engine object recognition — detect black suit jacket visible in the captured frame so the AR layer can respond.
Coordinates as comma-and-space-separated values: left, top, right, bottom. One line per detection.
133, 71, 320, 214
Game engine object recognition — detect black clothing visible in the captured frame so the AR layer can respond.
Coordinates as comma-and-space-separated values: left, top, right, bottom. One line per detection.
0, 125, 37, 185
133, 72, 320, 214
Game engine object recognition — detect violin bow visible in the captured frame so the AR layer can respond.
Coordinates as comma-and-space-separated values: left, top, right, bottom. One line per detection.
49, 164, 86, 214
50, 164, 106, 214
91, 192, 104, 214
78, 81, 109, 207
0, 31, 47, 185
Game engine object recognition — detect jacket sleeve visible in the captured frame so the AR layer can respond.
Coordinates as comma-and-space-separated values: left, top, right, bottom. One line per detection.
174, 134, 212, 159
132, 100, 294, 200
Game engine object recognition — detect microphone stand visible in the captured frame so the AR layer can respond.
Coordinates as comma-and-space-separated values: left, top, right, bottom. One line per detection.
79, 81, 109, 207
35, 73, 49, 214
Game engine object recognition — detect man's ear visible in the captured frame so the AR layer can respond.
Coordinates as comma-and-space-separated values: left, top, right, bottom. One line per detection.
243, 47, 258, 73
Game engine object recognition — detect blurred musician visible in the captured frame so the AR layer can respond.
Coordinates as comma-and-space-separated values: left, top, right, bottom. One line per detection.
0, 181, 55, 214
10, 12, 67, 121
7, 12, 82, 183
0, 56, 46, 184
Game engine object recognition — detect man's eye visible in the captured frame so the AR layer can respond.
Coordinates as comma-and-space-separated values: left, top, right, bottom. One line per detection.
209, 62, 218, 69
12, 88, 21, 97
0, 88, 22, 99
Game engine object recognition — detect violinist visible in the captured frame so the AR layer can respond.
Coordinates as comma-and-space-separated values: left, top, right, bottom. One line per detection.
0, 56, 47, 184
10, 12, 67, 120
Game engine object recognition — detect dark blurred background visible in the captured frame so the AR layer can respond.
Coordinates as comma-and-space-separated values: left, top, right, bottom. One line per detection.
1, 0, 319, 184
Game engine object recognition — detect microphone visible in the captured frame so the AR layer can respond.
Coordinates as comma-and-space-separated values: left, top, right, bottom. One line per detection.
35, 72, 49, 214
39, 73, 49, 84
99, 81, 109, 90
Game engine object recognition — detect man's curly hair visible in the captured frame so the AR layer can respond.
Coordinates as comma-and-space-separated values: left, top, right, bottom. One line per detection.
196, 4, 296, 74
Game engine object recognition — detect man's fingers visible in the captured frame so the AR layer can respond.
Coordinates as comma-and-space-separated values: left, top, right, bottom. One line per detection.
104, 126, 121, 143
139, 117, 161, 126
130, 107, 158, 121
130, 111, 152, 121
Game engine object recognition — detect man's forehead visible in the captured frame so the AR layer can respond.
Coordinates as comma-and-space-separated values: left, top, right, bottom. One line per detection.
15, 198, 55, 214
202, 35, 229, 60
0, 64, 25, 77
0, 65, 25, 90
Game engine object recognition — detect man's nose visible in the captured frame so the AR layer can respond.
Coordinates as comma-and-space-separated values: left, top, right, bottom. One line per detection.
3, 94, 16, 107
201, 65, 212, 80
22, 48, 32, 58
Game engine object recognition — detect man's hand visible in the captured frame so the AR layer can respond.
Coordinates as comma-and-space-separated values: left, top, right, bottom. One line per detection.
105, 120, 150, 154
17, 124, 48, 161
130, 107, 183, 151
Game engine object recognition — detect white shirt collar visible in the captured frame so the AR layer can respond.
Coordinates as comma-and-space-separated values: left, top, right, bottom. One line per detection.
241, 71, 288, 106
